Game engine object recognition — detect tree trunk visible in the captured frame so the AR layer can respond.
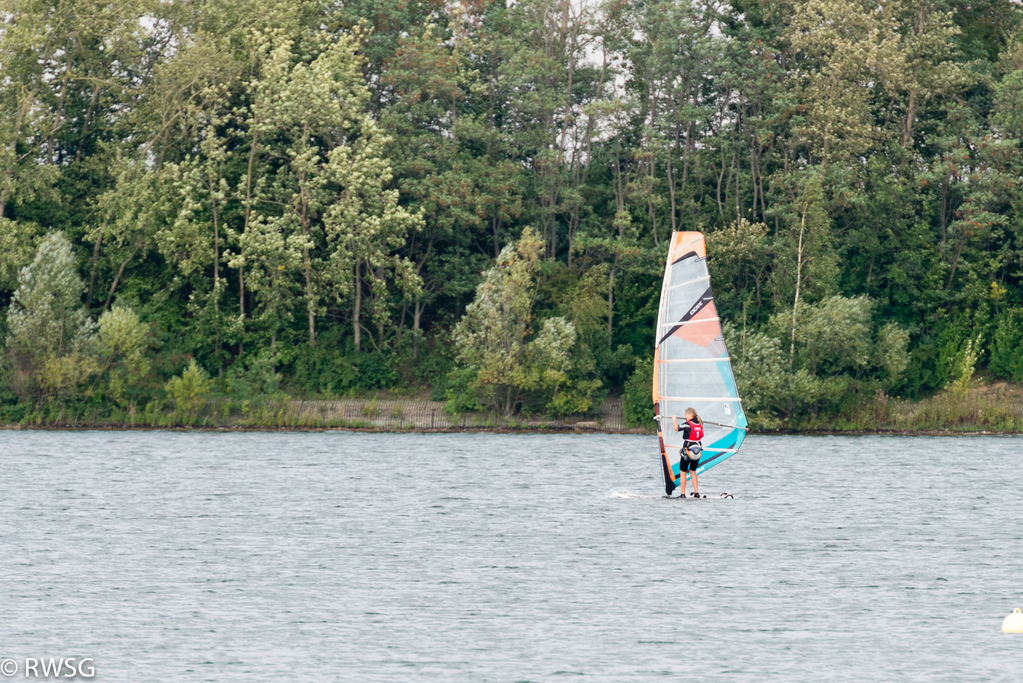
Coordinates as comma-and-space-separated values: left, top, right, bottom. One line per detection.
939, 180, 950, 247
48, 67, 70, 164
902, 86, 917, 146
716, 146, 727, 218
902, 7, 926, 146
492, 214, 501, 258
413, 298, 424, 360
210, 181, 222, 368
679, 123, 693, 228
211, 186, 220, 315
647, 143, 658, 246
947, 236, 966, 288
239, 127, 258, 347
353, 262, 362, 352
749, 139, 758, 222
607, 252, 618, 338
375, 265, 386, 347
270, 268, 279, 350
75, 85, 100, 163
1, 98, 30, 222
667, 153, 677, 233
299, 155, 316, 348
104, 239, 143, 311
87, 230, 103, 304
238, 268, 245, 355
754, 144, 767, 220
790, 208, 806, 367
304, 253, 315, 347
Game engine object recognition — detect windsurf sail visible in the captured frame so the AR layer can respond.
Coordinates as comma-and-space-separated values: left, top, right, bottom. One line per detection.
653, 231, 747, 495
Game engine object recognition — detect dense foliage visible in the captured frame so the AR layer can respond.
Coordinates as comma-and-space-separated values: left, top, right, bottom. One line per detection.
2, 0, 1023, 426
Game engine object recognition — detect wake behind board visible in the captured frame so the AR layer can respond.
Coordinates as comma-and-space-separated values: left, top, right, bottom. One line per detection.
653, 232, 748, 496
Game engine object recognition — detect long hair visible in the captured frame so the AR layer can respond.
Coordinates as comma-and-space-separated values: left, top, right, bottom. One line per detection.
685, 407, 702, 424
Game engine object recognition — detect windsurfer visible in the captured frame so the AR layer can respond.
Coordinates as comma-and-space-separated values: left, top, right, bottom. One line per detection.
673, 408, 704, 498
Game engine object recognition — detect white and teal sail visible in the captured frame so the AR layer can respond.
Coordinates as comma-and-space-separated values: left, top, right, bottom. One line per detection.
652, 231, 748, 495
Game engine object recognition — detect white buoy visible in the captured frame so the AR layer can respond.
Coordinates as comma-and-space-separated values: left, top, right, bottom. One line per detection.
1002, 608, 1023, 633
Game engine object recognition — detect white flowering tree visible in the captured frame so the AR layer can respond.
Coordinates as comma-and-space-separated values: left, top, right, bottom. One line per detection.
229, 29, 422, 350
5, 233, 95, 401
5, 233, 153, 406
323, 118, 424, 352
160, 121, 234, 359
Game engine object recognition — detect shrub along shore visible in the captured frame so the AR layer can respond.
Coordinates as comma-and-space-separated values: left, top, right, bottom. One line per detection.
4, 383, 1021, 435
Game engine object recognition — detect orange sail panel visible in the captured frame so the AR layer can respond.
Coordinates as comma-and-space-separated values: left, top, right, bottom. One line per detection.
652, 232, 747, 496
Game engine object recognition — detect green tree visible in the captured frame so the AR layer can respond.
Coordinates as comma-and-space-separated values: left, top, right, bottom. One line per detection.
94, 305, 151, 409
165, 359, 214, 419
772, 294, 873, 375
728, 325, 823, 426
706, 219, 772, 322
623, 355, 653, 428
452, 228, 578, 415
0, 220, 41, 292
5, 232, 95, 402
91, 159, 169, 309
769, 173, 839, 364
989, 309, 1023, 381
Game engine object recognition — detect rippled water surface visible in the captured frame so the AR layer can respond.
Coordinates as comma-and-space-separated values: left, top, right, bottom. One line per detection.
1, 431, 1021, 681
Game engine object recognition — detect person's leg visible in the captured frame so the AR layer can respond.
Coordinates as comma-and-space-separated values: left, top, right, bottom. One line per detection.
679, 451, 689, 497
691, 469, 699, 497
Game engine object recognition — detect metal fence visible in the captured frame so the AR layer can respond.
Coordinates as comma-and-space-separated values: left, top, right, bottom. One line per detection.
4, 397, 647, 432
273, 397, 635, 432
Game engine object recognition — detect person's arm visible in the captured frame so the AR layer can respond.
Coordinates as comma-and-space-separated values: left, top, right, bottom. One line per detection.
672, 416, 679, 432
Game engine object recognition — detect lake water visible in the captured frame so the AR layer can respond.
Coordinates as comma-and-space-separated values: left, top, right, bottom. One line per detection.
1, 431, 1021, 681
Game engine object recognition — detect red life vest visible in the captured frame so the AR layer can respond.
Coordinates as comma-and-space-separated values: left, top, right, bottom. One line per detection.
688, 419, 704, 441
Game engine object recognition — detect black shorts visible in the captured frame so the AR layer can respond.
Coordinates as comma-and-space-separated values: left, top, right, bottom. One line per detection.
680, 448, 701, 472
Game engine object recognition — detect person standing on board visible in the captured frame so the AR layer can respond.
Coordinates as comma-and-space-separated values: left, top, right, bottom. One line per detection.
672, 408, 704, 498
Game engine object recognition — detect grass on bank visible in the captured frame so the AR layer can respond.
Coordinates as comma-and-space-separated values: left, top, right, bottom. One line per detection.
4, 382, 1022, 433
789, 381, 1023, 433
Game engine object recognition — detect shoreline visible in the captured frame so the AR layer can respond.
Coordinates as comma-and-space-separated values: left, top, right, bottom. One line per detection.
3, 423, 1020, 437
4, 386, 1021, 437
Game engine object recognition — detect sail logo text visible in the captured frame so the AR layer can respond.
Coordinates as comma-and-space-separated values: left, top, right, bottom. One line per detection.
0, 658, 95, 678
687, 299, 707, 318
